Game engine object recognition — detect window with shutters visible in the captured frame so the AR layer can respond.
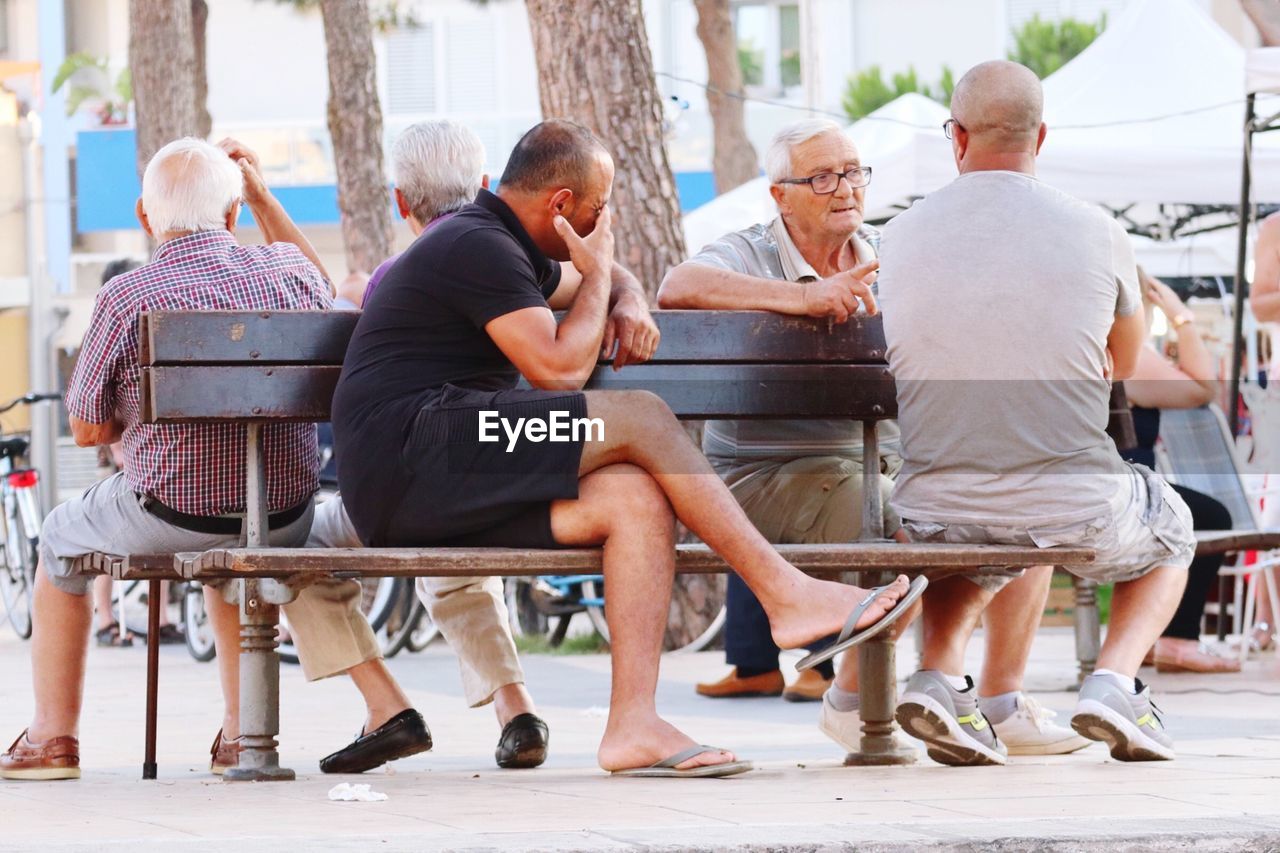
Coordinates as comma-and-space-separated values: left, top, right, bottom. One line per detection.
445, 19, 497, 113
386, 23, 437, 115
1007, 0, 1127, 32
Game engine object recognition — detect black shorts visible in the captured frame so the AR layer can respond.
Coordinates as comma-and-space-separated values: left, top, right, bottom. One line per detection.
384, 384, 588, 549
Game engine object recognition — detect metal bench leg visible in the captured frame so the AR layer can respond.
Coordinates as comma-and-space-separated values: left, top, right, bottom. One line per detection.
223, 578, 294, 781
1073, 577, 1100, 685
844, 635, 915, 766
143, 579, 160, 780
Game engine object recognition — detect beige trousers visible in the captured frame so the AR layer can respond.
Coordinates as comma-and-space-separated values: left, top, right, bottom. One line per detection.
304, 495, 525, 705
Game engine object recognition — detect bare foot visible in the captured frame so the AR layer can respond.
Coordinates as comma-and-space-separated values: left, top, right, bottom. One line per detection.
597, 711, 737, 772
769, 574, 910, 650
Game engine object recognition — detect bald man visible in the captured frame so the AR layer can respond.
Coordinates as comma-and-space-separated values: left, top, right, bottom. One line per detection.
877, 61, 1193, 766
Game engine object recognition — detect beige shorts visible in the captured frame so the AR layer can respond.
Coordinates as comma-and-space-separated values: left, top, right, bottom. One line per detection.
901, 462, 1195, 592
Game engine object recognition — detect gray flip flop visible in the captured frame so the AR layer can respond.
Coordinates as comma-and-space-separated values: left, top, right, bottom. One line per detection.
610, 745, 754, 778
795, 575, 928, 671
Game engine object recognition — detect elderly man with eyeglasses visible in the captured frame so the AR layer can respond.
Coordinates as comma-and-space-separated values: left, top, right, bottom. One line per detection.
659, 118, 1090, 760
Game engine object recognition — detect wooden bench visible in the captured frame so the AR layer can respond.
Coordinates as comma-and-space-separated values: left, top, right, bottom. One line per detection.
96, 309, 1096, 780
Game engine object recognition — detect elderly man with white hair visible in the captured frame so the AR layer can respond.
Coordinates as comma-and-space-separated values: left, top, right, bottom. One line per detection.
659, 117, 1088, 759
314, 120, 552, 770
1, 137, 430, 781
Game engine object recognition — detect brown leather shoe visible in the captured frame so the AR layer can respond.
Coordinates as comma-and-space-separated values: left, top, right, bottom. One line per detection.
783, 668, 833, 703
1154, 638, 1241, 674
0, 730, 81, 780
210, 729, 242, 775
695, 668, 784, 698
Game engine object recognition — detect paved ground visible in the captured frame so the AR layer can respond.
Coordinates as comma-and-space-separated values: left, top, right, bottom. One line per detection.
1, 623, 1278, 852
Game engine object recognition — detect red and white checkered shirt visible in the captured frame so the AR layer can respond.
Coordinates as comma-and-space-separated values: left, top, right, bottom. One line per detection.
66, 230, 332, 516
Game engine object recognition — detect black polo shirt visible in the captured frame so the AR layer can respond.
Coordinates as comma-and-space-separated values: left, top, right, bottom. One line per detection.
331, 189, 562, 542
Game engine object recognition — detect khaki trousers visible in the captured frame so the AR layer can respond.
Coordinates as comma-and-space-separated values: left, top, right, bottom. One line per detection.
305, 495, 525, 705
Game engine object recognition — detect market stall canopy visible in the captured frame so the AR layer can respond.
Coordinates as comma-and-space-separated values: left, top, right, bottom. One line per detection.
1246, 47, 1280, 95
1034, 0, 1280, 205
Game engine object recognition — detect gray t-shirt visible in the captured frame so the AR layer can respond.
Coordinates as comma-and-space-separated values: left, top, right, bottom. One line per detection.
685, 217, 900, 462
879, 170, 1140, 527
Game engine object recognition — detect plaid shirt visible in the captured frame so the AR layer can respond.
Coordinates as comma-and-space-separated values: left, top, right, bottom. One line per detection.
66, 230, 332, 516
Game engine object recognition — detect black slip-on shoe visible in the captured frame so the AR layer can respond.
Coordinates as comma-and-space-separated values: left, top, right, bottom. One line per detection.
495, 713, 549, 769
319, 709, 432, 774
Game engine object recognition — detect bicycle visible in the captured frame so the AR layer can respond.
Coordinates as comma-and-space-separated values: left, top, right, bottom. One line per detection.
273, 576, 438, 664
0, 392, 62, 640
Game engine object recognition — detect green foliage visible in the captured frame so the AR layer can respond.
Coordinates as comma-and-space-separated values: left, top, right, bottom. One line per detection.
513, 631, 609, 655
779, 50, 801, 88
841, 63, 954, 122
1008, 13, 1106, 79
738, 39, 764, 87
266, 0, 420, 32
51, 52, 131, 124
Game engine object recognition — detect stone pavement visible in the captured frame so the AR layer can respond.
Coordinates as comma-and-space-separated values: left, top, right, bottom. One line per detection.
1, 624, 1279, 852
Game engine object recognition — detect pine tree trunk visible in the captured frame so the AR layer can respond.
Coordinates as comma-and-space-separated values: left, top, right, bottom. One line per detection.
318, 0, 393, 274
128, 0, 199, 177
191, 0, 212, 139
524, 0, 685, 300
694, 0, 759, 194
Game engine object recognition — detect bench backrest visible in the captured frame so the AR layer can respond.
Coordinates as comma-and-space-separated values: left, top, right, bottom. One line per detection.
138, 310, 896, 423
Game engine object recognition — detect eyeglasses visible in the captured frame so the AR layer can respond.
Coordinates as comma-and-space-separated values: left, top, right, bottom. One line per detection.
776, 166, 872, 194
942, 118, 963, 140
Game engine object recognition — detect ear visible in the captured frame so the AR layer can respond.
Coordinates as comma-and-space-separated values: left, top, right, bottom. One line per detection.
224, 200, 241, 233
480, 174, 491, 190
1034, 122, 1048, 155
769, 183, 789, 215
135, 198, 154, 239
549, 188, 574, 216
394, 187, 412, 221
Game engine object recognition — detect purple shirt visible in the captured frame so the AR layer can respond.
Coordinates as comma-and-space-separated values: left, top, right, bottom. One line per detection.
362, 211, 458, 306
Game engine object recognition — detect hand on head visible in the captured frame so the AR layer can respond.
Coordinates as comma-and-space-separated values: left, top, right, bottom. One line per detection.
553, 205, 614, 282
217, 138, 267, 204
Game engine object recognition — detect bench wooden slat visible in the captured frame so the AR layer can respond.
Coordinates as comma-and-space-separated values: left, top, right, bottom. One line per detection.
584, 364, 896, 419
141, 310, 360, 366
176, 542, 1094, 580
138, 311, 889, 366
1195, 530, 1280, 556
144, 365, 340, 422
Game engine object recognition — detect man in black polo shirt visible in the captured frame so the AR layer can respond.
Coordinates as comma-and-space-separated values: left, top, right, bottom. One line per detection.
332, 120, 918, 777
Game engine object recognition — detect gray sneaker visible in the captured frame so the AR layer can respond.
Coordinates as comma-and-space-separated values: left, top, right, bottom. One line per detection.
1071, 675, 1174, 761
895, 671, 1007, 766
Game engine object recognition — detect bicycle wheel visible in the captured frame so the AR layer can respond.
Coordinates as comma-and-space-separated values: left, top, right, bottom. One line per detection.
183, 583, 217, 662
405, 597, 440, 652
381, 582, 426, 658
0, 525, 36, 640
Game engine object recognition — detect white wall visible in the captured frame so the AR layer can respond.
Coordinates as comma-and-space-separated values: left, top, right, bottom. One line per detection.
850, 0, 1006, 90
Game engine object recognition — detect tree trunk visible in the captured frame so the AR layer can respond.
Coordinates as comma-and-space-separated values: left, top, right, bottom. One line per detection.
525, 0, 685, 300
318, 0, 393, 275
191, 0, 212, 139
128, 0, 199, 177
1242, 0, 1280, 45
694, 0, 759, 194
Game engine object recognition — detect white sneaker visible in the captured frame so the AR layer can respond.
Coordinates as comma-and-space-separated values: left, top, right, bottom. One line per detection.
819, 690, 918, 756
994, 693, 1092, 756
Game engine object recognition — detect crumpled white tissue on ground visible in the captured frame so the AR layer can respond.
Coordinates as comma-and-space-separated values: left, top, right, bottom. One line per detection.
327, 782, 388, 802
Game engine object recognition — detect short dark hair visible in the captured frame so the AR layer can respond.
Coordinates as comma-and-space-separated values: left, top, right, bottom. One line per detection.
499, 119, 608, 194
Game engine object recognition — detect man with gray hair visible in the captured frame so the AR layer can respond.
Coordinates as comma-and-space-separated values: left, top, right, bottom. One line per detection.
2, 137, 430, 780
315, 119, 552, 770
660, 118, 1087, 760
881, 60, 1193, 765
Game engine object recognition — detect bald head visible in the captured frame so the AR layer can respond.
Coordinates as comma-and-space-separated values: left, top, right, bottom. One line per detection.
950, 61, 1043, 151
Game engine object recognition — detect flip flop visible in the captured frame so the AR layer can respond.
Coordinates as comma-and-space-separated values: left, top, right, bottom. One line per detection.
795, 575, 928, 672
609, 745, 754, 778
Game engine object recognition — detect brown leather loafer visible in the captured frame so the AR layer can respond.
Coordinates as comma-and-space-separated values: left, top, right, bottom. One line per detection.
210, 729, 242, 775
0, 730, 81, 780
695, 668, 784, 698
783, 668, 834, 703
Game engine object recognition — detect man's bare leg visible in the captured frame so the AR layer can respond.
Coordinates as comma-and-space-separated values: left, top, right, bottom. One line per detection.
579, 391, 908, 650
550, 463, 734, 771
979, 566, 1052, 695
919, 576, 996, 675
493, 684, 537, 726
1097, 565, 1186, 675
204, 586, 413, 736
26, 563, 94, 741
833, 530, 916, 692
